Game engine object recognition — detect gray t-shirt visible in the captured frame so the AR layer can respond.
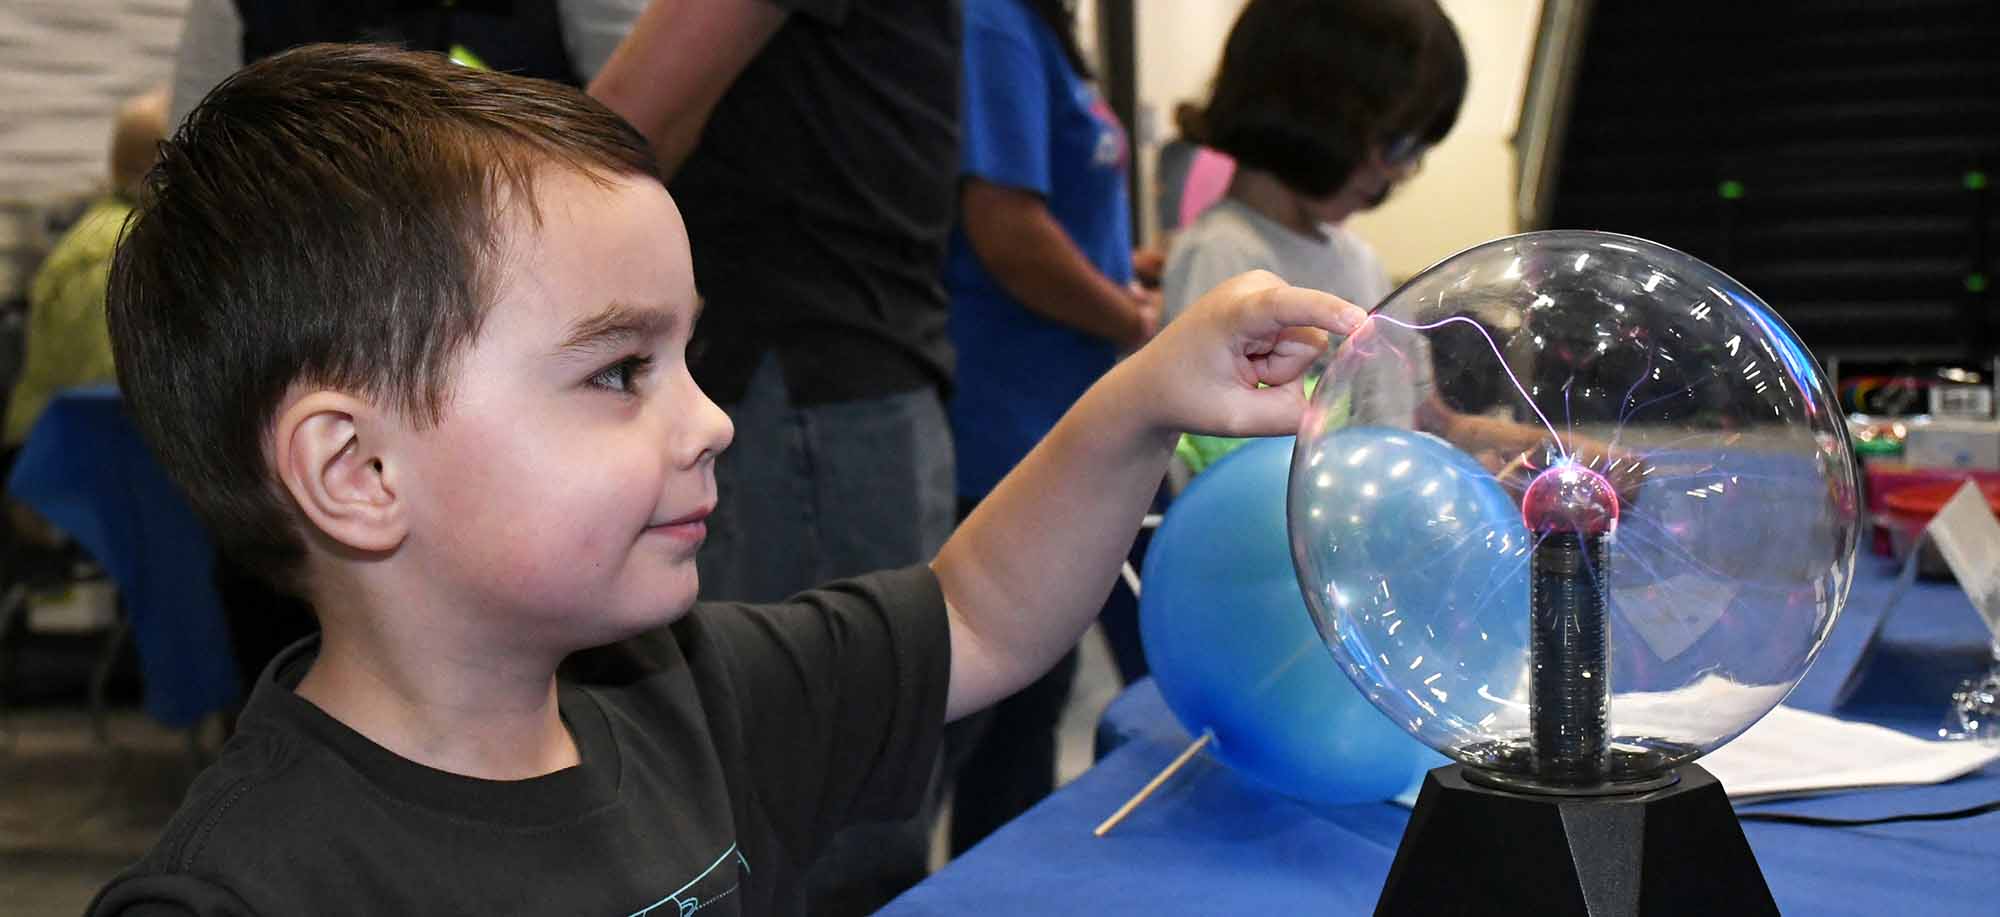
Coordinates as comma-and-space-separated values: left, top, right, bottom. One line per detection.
1162, 198, 1394, 323
1162, 198, 1429, 427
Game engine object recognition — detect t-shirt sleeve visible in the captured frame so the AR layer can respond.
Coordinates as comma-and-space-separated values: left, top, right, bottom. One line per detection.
89, 873, 255, 916
958, 19, 1052, 195
696, 565, 949, 856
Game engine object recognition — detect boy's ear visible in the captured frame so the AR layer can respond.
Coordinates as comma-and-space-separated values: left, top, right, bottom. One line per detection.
271, 391, 407, 554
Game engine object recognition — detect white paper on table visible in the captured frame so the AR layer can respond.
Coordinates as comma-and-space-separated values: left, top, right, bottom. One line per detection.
1699, 705, 2000, 801
1927, 480, 2000, 639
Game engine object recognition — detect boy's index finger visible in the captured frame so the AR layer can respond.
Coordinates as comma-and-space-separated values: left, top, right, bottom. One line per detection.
1248, 284, 1369, 338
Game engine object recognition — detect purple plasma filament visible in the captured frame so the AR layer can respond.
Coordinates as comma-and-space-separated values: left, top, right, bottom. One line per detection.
1521, 462, 1619, 536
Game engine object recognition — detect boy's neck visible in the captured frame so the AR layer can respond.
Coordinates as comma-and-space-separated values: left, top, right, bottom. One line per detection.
1226, 168, 1339, 238
294, 610, 580, 782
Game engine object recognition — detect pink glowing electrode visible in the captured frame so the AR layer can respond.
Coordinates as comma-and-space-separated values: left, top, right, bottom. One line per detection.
1520, 462, 1619, 536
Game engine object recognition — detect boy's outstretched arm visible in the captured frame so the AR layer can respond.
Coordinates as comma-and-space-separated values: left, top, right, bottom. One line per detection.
933, 272, 1368, 721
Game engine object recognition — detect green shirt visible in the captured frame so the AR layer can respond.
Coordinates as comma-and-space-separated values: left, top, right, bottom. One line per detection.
1175, 376, 1342, 476
7, 197, 128, 446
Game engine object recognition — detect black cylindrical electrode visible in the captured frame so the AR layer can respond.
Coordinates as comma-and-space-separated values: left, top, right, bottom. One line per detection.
1529, 531, 1610, 784
1518, 461, 1620, 785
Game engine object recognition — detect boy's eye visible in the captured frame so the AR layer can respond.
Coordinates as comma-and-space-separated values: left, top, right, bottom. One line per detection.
588, 355, 654, 394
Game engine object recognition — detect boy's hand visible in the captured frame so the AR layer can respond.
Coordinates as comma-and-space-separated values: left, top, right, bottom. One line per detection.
934, 271, 1364, 722
1129, 271, 1368, 440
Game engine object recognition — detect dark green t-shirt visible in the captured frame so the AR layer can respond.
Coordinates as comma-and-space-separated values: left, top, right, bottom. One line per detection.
88, 566, 949, 916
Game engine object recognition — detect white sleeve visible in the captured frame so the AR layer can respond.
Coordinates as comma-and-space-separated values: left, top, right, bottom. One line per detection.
168, 0, 244, 131
560, 0, 651, 82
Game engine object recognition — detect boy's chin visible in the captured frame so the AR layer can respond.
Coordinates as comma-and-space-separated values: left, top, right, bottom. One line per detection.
572, 600, 695, 650
625, 582, 699, 627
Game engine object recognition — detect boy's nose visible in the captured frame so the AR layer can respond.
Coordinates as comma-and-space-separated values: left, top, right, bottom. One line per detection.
691, 386, 734, 465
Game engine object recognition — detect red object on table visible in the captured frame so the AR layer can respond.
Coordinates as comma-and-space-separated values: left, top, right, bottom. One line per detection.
1877, 476, 2000, 578
1864, 464, 2000, 556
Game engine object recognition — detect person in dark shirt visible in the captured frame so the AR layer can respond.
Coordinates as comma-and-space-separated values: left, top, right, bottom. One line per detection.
86, 44, 1366, 915
587, 5, 962, 908
589, 0, 961, 606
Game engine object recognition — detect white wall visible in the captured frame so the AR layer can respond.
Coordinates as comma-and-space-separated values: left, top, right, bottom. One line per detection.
1132, 0, 1544, 281
0, 0, 189, 299
1132, 0, 1246, 244
1348, 0, 1542, 281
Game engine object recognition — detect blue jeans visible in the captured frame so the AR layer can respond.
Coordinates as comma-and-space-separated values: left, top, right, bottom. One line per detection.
698, 355, 955, 603
698, 355, 955, 914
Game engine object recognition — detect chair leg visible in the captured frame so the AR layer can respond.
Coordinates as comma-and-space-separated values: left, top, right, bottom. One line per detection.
0, 582, 26, 730
89, 614, 129, 745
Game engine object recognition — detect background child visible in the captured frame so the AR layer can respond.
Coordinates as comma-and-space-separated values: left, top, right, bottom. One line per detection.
1163, 0, 1466, 329
88, 44, 1364, 915
1164, 0, 1469, 475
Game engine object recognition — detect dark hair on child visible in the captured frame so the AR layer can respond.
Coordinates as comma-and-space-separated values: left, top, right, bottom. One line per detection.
1023, 0, 1092, 79
1200, 0, 1468, 198
107, 43, 662, 590
1409, 6, 1468, 146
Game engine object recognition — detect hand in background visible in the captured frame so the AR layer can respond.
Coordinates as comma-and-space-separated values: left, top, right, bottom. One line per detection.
1126, 283, 1162, 349
1131, 247, 1166, 289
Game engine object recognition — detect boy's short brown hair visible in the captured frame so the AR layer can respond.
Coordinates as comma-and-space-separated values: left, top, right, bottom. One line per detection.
109, 44, 661, 589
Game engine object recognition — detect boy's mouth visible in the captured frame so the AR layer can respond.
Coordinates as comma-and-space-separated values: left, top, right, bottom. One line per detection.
644, 505, 713, 543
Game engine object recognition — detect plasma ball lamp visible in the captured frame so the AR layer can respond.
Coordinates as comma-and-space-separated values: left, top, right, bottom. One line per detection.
1288, 230, 1859, 915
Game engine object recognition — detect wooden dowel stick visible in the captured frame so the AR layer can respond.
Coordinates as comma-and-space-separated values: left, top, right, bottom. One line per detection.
1093, 731, 1214, 838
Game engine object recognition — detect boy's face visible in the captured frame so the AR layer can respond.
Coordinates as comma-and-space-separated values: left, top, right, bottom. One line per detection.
393, 169, 732, 649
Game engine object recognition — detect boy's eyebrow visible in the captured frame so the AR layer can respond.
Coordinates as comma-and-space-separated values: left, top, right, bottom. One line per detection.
553, 299, 694, 355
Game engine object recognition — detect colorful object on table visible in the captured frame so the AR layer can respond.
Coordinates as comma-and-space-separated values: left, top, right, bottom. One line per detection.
1140, 435, 1445, 808
1863, 463, 2000, 556
1848, 414, 1907, 468
1881, 478, 2000, 580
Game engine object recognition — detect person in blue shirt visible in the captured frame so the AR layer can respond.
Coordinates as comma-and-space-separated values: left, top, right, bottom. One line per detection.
945, 0, 1158, 853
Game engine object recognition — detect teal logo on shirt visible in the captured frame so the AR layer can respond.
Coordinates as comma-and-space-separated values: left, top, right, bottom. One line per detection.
626, 844, 751, 916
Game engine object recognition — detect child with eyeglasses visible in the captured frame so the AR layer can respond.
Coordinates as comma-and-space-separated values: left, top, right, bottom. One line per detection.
1161, 0, 1466, 332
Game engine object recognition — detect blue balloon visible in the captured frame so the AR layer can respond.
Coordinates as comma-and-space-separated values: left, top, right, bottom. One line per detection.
1141, 435, 1460, 807
1289, 427, 1536, 762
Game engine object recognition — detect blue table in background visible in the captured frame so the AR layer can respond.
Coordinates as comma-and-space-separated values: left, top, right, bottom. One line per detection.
7, 386, 238, 727
885, 557, 1998, 915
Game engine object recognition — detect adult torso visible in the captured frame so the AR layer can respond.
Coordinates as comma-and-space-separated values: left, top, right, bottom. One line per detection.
671, 0, 963, 405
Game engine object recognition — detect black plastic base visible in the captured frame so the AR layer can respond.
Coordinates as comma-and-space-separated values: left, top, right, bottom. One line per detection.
1375, 763, 1778, 916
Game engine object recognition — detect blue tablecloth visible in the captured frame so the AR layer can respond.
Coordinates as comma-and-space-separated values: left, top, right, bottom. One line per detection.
7, 386, 238, 726
885, 557, 1998, 915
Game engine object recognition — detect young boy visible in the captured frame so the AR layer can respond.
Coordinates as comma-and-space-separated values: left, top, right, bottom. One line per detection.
88, 44, 1362, 915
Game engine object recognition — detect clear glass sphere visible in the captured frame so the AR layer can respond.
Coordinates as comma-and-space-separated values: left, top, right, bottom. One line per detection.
1288, 230, 1861, 788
